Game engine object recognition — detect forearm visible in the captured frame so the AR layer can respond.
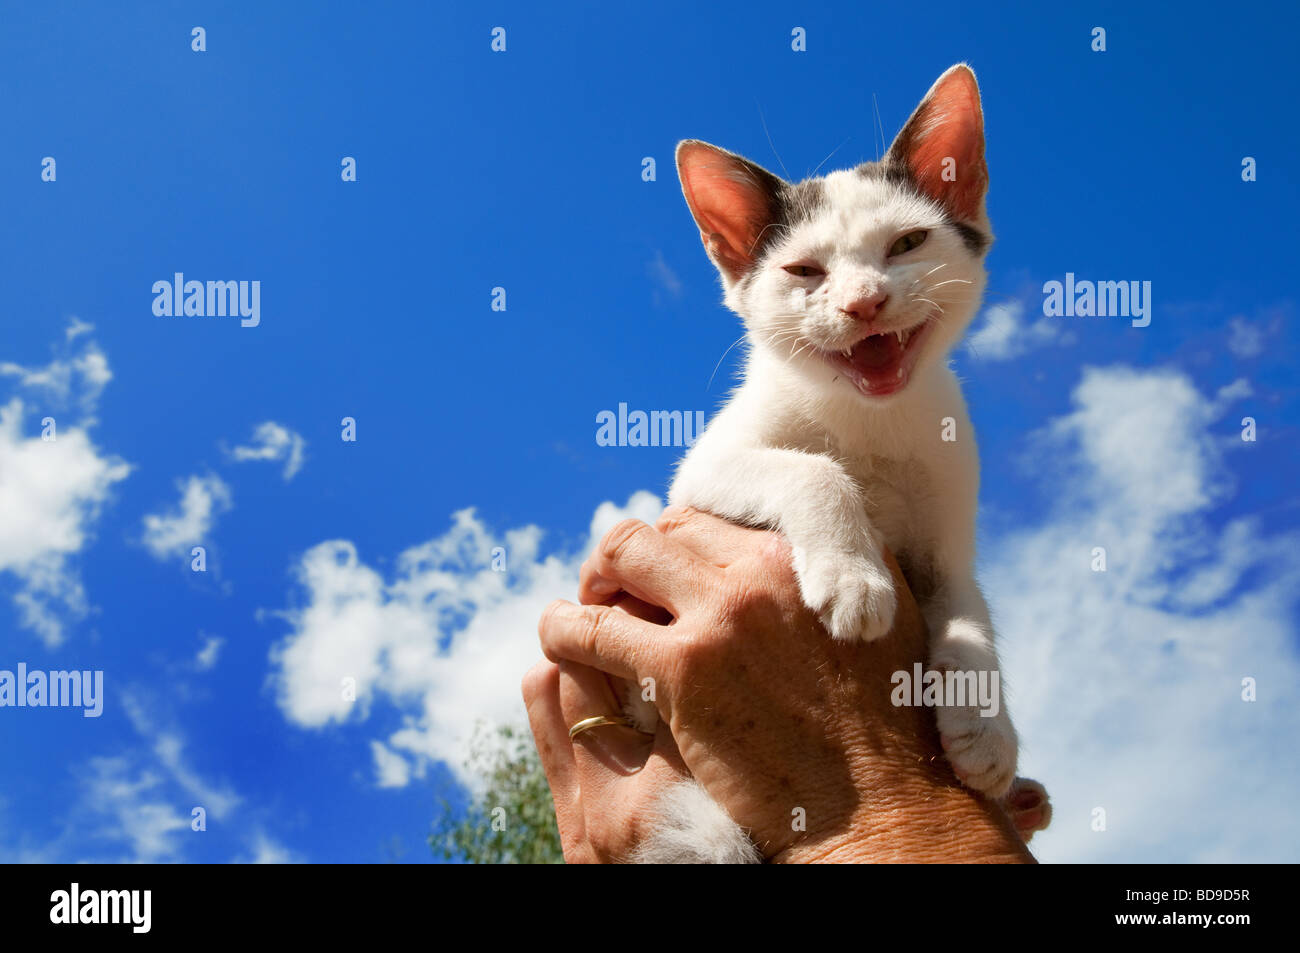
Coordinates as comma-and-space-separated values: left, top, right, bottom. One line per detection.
770, 748, 1034, 863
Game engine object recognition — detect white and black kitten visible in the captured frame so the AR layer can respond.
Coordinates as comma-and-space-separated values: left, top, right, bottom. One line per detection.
630, 64, 1049, 862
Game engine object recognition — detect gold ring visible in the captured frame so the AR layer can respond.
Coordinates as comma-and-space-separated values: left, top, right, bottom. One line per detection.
568, 714, 638, 740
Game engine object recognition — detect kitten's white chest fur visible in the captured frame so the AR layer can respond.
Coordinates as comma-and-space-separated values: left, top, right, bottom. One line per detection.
629, 65, 1041, 863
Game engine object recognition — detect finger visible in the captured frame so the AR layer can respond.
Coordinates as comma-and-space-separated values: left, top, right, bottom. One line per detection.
578, 556, 624, 604
539, 599, 661, 682
559, 661, 678, 861
521, 661, 586, 854
654, 505, 776, 566
579, 559, 677, 622
578, 559, 674, 624
559, 661, 653, 778
608, 590, 674, 626
650, 717, 688, 776
588, 518, 723, 616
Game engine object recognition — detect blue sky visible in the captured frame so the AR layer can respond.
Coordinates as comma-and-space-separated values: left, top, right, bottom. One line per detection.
1, 0, 1297, 863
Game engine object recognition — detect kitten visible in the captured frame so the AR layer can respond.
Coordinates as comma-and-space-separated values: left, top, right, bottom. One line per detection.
630, 64, 1049, 863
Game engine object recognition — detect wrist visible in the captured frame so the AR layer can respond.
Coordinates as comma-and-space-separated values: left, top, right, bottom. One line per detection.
770, 753, 1034, 864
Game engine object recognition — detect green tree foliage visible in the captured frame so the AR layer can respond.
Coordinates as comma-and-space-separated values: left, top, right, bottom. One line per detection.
430, 723, 563, 863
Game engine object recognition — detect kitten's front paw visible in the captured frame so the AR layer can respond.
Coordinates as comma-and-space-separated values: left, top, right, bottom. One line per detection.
936, 700, 1018, 799
792, 546, 896, 642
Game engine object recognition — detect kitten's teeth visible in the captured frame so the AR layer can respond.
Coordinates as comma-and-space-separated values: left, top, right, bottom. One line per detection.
842, 347, 852, 358
895, 330, 904, 344
897, 367, 904, 379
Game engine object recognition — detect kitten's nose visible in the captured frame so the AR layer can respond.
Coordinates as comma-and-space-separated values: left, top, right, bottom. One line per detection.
842, 292, 889, 325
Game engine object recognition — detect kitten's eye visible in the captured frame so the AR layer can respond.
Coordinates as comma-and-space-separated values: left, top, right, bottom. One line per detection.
782, 264, 825, 277
887, 230, 928, 257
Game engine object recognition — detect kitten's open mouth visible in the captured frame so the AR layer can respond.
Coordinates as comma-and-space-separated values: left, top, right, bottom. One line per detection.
823, 320, 932, 398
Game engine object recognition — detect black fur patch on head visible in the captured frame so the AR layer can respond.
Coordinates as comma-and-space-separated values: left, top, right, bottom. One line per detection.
776, 177, 827, 230
854, 157, 915, 189
739, 175, 826, 268
730, 178, 826, 298
853, 158, 991, 256
949, 220, 990, 256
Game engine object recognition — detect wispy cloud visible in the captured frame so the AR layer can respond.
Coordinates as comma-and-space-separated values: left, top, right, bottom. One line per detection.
80, 757, 191, 862
967, 300, 1070, 361
994, 365, 1300, 861
1226, 315, 1264, 358
195, 634, 224, 670
31, 691, 291, 864
0, 328, 112, 413
65, 317, 94, 342
141, 474, 232, 561
235, 833, 303, 864
228, 421, 306, 481
121, 693, 241, 822
370, 740, 412, 788
648, 250, 684, 301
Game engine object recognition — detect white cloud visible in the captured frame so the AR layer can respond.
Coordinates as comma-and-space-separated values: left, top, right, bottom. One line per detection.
267, 365, 1298, 862
993, 365, 1300, 861
371, 740, 411, 788
81, 757, 190, 862
0, 330, 131, 646
141, 474, 232, 561
1226, 316, 1264, 358
648, 250, 684, 300
0, 332, 112, 413
196, 635, 224, 670
236, 833, 303, 864
66, 318, 94, 342
967, 300, 1067, 361
121, 693, 241, 822
228, 421, 306, 480
269, 491, 663, 787
58, 694, 256, 863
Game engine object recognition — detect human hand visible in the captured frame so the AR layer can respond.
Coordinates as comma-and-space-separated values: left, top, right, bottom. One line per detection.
522, 590, 694, 863
533, 506, 1036, 862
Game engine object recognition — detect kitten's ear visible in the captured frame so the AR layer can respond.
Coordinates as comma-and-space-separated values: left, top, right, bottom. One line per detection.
886, 64, 988, 223
676, 140, 786, 282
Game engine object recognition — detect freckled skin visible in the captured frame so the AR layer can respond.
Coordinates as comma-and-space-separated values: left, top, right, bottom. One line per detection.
532, 507, 1035, 862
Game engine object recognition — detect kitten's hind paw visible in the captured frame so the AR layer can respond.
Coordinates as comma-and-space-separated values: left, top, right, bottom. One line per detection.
937, 703, 1018, 799
1004, 776, 1052, 843
631, 780, 761, 864
793, 546, 896, 642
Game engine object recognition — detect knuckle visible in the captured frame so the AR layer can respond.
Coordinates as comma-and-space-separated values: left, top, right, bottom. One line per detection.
719, 566, 767, 612
578, 604, 611, 656
538, 599, 564, 636
709, 572, 785, 644
654, 504, 697, 535
599, 518, 650, 567
755, 532, 797, 581
520, 660, 556, 701
673, 625, 728, 681
716, 580, 754, 620
559, 827, 590, 863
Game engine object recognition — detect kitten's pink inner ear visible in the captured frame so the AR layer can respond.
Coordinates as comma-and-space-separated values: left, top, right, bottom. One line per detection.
893, 69, 988, 223
678, 145, 776, 279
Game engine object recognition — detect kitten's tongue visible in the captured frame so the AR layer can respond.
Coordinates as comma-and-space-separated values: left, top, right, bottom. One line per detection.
850, 332, 903, 371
